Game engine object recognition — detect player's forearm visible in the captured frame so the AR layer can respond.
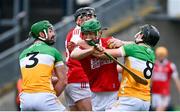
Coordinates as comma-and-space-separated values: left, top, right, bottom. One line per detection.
71, 47, 94, 60
174, 79, 180, 94
77, 40, 91, 49
105, 48, 123, 57
108, 38, 134, 48
54, 80, 67, 96
54, 65, 67, 96
122, 41, 134, 45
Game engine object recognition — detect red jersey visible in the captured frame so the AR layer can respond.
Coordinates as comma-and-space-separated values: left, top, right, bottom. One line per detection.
152, 59, 178, 95
80, 37, 120, 92
65, 26, 89, 83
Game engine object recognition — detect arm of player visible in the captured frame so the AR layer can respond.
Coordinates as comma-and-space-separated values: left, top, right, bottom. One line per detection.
51, 70, 58, 85
77, 39, 93, 49
104, 47, 125, 57
108, 38, 134, 48
70, 46, 95, 60
171, 63, 180, 94
54, 63, 67, 96
174, 78, 180, 94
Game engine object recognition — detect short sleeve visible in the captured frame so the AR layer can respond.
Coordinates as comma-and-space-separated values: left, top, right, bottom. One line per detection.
122, 44, 134, 56
53, 48, 64, 67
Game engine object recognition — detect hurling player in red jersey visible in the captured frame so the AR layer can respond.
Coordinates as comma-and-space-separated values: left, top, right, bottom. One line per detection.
151, 46, 180, 111
70, 18, 120, 111
64, 7, 96, 111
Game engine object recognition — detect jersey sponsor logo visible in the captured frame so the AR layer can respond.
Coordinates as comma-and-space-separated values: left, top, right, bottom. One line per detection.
90, 58, 113, 69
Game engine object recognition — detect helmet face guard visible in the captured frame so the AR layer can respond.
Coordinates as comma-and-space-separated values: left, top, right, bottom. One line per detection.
140, 24, 160, 47
30, 20, 55, 45
74, 7, 96, 21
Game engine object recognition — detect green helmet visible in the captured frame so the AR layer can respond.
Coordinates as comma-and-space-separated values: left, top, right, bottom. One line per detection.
30, 20, 53, 38
81, 18, 101, 35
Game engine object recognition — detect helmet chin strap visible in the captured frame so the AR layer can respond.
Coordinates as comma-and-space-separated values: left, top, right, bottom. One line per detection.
37, 29, 48, 41
43, 29, 48, 39
135, 40, 144, 44
135, 37, 144, 44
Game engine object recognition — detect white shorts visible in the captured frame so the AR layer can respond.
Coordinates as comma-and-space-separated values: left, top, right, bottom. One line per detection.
64, 83, 91, 106
152, 94, 170, 108
110, 96, 150, 111
91, 91, 118, 111
20, 92, 66, 111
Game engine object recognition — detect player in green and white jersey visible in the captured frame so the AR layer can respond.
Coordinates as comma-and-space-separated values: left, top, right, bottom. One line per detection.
105, 24, 160, 111
19, 20, 67, 111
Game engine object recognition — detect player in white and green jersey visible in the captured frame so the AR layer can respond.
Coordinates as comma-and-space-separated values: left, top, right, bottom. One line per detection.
105, 24, 160, 111
19, 20, 67, 111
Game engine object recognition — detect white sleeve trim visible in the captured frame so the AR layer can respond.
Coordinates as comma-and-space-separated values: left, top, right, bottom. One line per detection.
55, 61, 64, 67
120, 46, 126, 57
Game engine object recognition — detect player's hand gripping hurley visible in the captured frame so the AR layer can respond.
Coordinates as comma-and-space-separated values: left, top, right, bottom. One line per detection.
87, 40, 148, 85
